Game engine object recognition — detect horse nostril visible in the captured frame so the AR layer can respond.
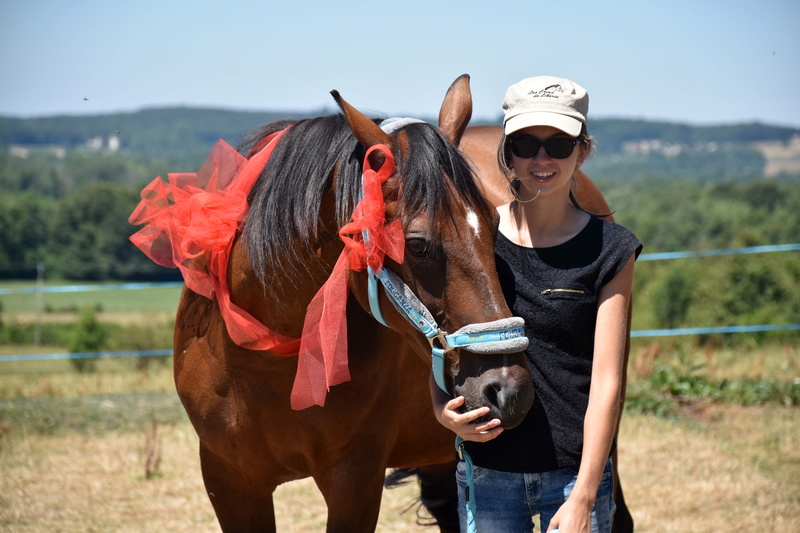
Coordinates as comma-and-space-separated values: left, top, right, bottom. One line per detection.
483, 383, 501, 408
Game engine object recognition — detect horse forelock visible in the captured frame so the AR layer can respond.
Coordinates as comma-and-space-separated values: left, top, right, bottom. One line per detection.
390, 123, 492, 230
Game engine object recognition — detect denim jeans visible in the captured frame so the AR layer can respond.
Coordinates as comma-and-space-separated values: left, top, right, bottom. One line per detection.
455, 457, 615, 533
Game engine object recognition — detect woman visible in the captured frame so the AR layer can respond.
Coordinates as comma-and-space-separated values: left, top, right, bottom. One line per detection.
432, 76, 642, 533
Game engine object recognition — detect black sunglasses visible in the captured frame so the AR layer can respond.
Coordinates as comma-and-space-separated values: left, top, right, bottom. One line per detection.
509, 135, 578, 159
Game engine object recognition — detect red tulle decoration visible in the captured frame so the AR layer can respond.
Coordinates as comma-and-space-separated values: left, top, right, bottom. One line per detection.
339, 145, 405, 272
129, 135, 403, 410
128, 129, 300, 358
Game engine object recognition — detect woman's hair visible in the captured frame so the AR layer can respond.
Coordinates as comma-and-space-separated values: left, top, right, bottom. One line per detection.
496, 125, 602, 215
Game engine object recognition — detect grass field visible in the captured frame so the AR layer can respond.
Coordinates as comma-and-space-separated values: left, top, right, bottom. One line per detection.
0, 282, 183, 314
1, 282, 182, 328
1, 284, 799, 531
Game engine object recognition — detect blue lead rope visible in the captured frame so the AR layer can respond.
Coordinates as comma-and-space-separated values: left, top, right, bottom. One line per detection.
367, 267, 522, 533
456, 436, 478, 532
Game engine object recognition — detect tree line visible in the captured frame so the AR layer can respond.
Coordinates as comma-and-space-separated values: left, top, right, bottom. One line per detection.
1, 175, 798, 336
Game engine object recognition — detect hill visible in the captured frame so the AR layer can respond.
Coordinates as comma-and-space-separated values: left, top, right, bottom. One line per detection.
2, 108, 799, 186
0, 107, 314, 169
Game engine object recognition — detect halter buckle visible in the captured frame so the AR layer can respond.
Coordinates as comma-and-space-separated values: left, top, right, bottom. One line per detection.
428, 330, 452, 352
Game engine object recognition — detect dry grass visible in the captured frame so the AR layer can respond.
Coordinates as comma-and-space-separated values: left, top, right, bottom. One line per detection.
0, 421, 431, 532
618, 405, 800, 532
0, 358, 174, 400
1, 405, 797, 532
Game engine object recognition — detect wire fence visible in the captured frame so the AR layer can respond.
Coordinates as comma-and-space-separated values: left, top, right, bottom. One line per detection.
1, 243, 798, 362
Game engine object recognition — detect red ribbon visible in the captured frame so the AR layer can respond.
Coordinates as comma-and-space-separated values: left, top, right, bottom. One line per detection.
339, 145, 405, 271
292, 144, 405, 409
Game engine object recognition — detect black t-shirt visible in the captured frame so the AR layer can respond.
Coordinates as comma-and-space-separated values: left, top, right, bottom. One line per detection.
464, 216, 642, 473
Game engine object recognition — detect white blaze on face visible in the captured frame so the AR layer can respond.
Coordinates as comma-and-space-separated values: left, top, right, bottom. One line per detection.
466, 209, 480, 237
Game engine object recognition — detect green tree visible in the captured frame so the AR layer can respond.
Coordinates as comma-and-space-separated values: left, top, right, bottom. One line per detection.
0, 193, 54, 278
652, 266, 695, 329
48, 184, 149, 279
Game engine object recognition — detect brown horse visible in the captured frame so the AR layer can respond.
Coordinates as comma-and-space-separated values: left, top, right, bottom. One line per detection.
459, 125, 635, 533
136, 75, 536, 532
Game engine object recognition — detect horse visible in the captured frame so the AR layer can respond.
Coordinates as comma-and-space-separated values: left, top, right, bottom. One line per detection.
458, 125, 635, 533
129, 74, 535, 532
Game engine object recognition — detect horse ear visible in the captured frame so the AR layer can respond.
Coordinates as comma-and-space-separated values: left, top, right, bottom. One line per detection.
438, 74, 473, 146
331, 90, 393, 152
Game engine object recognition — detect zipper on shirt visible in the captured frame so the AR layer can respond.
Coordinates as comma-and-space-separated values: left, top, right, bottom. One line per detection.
540, 289, 586, 295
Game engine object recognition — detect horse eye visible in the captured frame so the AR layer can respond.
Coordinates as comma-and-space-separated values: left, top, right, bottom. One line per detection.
406, 238, 431, 257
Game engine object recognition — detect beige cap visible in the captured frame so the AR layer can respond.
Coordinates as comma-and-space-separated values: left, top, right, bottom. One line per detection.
502, 76, 589, 137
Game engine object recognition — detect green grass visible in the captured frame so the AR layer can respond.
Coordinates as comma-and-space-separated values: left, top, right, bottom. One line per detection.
0, 282, 182, 313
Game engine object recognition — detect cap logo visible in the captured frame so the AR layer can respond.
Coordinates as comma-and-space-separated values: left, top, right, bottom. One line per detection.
528, 84, 564, 99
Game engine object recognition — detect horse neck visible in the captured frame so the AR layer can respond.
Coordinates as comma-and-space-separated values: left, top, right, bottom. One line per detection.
228, 230, 344, 340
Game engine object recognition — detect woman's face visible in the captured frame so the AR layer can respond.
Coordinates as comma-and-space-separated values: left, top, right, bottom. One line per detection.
509, 125, 587, 201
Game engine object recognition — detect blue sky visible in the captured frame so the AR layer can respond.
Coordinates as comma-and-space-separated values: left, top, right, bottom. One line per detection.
2, 0, 798, 127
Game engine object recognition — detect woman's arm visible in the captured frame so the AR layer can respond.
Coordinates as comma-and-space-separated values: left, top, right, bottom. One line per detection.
548, 252, 636, 533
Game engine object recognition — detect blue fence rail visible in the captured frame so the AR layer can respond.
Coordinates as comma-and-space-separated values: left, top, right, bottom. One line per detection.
0, 349, 172, 362
1, 243, 798, 362
637, 243, 800, 261
0, 281, 184, 295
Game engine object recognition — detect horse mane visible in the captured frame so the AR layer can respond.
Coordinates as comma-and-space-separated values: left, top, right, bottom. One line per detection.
241, 115, 490, 292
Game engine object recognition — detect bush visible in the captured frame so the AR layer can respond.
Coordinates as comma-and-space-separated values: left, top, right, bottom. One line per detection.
69, 306, 109, 373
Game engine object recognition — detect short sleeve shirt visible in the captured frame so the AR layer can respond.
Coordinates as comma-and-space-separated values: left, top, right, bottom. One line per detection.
464, 216, 642, 473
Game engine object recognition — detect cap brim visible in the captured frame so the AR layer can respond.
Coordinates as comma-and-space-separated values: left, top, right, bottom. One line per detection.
504, 112, 583, 137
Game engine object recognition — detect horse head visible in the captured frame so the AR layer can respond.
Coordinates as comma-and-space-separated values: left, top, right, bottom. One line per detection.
332, 75, 534, 428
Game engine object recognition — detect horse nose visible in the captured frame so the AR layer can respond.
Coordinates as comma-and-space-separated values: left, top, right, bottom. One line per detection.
452, 351, 534, 429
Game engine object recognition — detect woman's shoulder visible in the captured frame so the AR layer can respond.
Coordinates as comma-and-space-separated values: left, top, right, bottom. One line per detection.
593, 217, 641, 250
590, 217, 643, 282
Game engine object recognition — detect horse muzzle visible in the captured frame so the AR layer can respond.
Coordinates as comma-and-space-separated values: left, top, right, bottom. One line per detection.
446, 318, 534, 429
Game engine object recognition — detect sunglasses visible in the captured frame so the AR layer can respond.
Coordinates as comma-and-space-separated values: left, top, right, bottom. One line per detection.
509, 135, 579, 159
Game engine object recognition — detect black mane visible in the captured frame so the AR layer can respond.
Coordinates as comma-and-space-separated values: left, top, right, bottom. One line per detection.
241, 115, 490, 290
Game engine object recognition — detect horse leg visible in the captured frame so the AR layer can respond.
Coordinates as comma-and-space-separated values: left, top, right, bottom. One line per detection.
612, 303, 635, 533
612, 447, 634, 533
198, 442, 277, 533
314, 456, 387, 533
418, 461, 459, 533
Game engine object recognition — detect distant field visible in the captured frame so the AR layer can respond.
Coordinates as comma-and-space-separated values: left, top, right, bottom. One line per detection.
0, 282, 183, 314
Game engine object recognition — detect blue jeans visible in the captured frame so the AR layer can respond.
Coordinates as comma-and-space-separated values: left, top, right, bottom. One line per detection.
455, 458, 616, 533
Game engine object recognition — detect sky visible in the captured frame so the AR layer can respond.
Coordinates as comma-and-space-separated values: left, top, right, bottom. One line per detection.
2, 0, 799, 127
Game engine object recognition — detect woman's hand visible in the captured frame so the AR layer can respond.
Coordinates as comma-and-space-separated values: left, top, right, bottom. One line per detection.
430, 377, 504, 442
547, 496, 592, 533
438, 396, 504, 442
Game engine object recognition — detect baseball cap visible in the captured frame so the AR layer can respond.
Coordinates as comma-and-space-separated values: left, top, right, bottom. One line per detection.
502, 76, 589, 137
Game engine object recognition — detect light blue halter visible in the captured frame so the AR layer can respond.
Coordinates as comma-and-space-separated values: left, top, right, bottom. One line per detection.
361, 118, 530, 532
